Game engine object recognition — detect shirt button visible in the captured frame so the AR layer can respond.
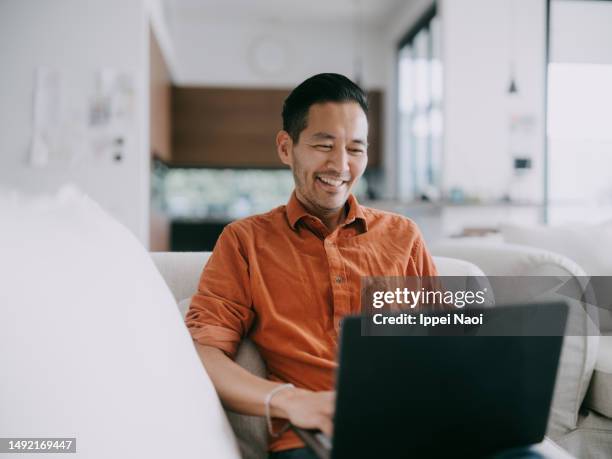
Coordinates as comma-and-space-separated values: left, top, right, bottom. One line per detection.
335, 276, 343, 284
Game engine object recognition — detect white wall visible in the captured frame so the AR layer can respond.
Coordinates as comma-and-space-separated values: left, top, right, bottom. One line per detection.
547, 0, 612, 224
168, 16, 386, 89
441, 0, 547, 203
551, 0, 612, 65
0, 0, 151, 245
369, 0, 548, 203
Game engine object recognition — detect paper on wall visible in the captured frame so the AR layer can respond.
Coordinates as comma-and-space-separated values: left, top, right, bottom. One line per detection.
28, 67, 62, 168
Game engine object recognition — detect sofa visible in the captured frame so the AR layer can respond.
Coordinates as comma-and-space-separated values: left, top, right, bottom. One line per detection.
151, 251, 586, 459
3, 187, 598, 459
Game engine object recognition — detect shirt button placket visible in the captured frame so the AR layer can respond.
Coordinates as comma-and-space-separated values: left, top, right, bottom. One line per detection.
325, 237, 345, 334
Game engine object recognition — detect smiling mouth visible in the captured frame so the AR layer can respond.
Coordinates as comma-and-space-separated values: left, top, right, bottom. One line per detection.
316, 176, 348, 189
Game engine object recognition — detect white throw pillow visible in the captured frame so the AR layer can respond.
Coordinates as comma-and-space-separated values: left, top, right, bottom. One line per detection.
501, 221, 612, 276
0, 186, 240, 459
501, 222, 612, 334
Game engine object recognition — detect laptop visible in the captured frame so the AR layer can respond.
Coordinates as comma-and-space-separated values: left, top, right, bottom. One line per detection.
293, 302, 568, 459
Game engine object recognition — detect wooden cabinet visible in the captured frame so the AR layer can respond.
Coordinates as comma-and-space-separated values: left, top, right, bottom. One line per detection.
171, 87, 288, 167
367, 91, 382, 168
170, 87, 383, 168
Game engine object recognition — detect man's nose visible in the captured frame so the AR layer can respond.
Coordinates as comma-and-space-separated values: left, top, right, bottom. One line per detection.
326, 146, 350, 172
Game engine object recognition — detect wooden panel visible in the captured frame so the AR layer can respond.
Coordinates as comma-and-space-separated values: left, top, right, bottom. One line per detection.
366, 91, 382, 168
149, 207, 170, 252
171, 86, 383, 168
172, 87, 287, 167
149, 26, 172, 161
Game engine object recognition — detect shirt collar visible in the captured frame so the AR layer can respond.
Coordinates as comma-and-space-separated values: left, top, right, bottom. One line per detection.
286, 191, 368, 232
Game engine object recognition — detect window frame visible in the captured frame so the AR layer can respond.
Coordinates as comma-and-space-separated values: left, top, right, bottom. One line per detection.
396, 4, 440, 201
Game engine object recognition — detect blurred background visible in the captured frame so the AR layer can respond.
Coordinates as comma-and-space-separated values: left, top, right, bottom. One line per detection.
0, 0, 610, 251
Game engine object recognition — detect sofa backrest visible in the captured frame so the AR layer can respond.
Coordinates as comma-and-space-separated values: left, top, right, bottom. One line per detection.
151, 251, 212, 303
150, 252, 484, 303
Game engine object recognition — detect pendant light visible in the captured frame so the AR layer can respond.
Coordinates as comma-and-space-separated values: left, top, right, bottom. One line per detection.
508, 0, 519, 94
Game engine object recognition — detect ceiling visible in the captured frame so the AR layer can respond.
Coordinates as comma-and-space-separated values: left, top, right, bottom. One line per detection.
162, 0, 409, 25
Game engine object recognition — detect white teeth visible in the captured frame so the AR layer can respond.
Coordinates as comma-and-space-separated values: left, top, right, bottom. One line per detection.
318, 176, 343, 187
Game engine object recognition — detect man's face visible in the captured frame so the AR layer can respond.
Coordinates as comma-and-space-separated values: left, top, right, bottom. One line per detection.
277, 102, 368, 215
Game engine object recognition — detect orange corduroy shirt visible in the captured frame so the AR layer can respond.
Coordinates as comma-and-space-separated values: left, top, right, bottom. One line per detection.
185, 192, 438, 452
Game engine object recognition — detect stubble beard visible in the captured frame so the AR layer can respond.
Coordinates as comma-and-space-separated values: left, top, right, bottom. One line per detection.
292, 164, 346, 217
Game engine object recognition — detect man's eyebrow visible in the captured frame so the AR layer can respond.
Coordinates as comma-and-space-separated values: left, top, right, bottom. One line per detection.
310, 132, 336, 141
309, 132, 368, 146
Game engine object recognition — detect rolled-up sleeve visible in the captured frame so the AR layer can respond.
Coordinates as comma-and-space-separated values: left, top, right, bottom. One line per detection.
185, 224, 254, 358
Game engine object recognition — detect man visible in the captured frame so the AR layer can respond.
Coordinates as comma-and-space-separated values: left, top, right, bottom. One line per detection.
185, 73, 438, 458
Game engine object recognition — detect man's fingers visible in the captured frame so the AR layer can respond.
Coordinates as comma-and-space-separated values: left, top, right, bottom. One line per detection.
321, 391, 336, 416
319, 416, 334, 437
321, 400, 335, 416
284, 389, 336, 435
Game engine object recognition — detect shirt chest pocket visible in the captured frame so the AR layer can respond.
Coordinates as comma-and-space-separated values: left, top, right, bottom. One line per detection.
251, 253, 332, 322
347, 245, 410, 278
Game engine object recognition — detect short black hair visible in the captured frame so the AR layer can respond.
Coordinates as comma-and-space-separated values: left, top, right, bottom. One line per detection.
282, 73, 369, 144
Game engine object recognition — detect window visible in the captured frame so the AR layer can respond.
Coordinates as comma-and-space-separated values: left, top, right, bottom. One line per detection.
397, 5, 442, 201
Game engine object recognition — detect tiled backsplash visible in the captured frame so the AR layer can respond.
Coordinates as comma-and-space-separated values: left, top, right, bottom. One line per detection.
152, 164, 368, 219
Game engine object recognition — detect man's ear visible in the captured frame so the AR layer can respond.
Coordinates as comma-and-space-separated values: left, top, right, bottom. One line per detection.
276, 130, 293, 167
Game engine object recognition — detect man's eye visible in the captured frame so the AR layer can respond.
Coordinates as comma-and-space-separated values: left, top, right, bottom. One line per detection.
315, 144, 333, 150
349, 149, 365, 155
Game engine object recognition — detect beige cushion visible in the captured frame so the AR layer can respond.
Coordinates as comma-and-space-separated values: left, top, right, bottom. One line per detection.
556, 410, 612, 458
501, 221, 612, 276
433, 255, 486, 277
227, 340, 268, 459
432, 239, 587, 277
152, 252, 212, 303
585, 336, 612, 418
501, 222, 612, 335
